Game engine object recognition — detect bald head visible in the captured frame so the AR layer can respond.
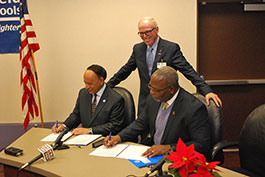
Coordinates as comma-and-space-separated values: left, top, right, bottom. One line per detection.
149, 66, 179, 102
137, 17, 159, 47
138, 17, 157, 29
152, 66, 179, 88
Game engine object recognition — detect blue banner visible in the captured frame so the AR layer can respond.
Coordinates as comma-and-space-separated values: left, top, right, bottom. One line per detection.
0, 0, 20, 53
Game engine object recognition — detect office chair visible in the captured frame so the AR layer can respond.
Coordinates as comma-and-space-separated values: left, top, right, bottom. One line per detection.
192, 93, 224, 164
113, 87, 136, 141
212, 104, 265, 177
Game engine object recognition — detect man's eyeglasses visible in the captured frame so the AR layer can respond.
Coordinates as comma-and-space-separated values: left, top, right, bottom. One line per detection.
137, 27, 156, 36
148, 83, 171, 93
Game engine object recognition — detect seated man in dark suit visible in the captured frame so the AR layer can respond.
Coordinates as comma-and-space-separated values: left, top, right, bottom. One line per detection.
104, 66, 211, 157
52, 64, 124, 136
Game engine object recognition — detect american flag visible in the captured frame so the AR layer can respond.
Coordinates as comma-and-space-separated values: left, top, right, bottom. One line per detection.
20, 0, 40, 130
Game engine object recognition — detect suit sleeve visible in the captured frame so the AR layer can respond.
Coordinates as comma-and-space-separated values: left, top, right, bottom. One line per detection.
107, 46, 137, 88
91, 96, 125, 136
63, 91, 82, 130
185, 103, 211, 155
118, 115, 148, 142
118, 96, 152, 142
169, 43, 213, 96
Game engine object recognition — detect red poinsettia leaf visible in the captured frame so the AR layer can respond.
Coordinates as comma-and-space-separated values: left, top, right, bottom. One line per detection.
166, 152, 181, 162
194, 151, 206, 162
171, 160, 185, 169
166, 138, 221, 177
189, 172, 212, 177
176, 138, 188, 156
186, 159, 198, 172
168, 151, 178, 157
187, 144, 195, 155
207, 161, 220, 168
195, 167, 213, 177
178, 166, 189, 177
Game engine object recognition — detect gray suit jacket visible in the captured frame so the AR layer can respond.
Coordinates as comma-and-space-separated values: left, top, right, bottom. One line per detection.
64, 85, 124, 136
119, 88, 211, 156
108, 38, 212, 115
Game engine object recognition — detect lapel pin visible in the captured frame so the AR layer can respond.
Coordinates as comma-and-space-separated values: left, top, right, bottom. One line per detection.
103, 99, 106, 103
172, 111, 175, 116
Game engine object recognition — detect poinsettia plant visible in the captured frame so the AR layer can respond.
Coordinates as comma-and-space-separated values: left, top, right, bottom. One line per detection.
165, 138, 222, 177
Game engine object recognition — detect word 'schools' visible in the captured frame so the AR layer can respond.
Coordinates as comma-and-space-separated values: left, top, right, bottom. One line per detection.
0, 0, 20, 53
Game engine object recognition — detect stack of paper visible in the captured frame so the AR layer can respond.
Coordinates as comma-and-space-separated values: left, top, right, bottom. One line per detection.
90, 144, 129, 158
117, 145, 149, 161
89, 144, 164, 167
41, 132, 73, 142
64, 134, 102, 146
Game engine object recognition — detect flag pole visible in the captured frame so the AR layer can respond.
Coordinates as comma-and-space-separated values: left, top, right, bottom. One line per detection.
30, 49, 44, 128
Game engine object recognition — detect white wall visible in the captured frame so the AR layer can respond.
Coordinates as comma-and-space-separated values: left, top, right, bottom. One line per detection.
0, 0, 197, 123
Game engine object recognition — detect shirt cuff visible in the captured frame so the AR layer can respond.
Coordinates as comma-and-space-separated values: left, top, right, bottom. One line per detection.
88, 128, 93, 134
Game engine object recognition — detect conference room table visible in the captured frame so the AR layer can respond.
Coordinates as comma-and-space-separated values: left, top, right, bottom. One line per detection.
0, 128, 248, 177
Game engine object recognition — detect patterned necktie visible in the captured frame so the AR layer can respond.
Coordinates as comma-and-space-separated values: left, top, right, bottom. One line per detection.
91, 94, 97, 116
162, 102, 168, 110
146, 47, 154, 76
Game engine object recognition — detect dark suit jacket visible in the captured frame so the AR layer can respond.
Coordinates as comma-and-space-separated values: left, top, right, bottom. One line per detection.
64, 85, 124, 136
107, 38, 212, 115
118, 88, 211, 156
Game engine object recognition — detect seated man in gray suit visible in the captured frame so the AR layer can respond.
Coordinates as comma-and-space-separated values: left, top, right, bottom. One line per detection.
104, 66, 211, 158
52, 64, 124, 136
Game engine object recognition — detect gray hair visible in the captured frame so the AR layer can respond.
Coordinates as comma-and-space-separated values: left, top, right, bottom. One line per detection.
138, 17, 157, 28
153, 66, 179, 87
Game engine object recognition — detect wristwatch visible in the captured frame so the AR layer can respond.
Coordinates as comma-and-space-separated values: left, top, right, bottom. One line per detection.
87, 128, 93, 134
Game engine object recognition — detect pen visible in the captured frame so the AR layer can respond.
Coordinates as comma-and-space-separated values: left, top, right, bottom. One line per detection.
107, 132, 112, 142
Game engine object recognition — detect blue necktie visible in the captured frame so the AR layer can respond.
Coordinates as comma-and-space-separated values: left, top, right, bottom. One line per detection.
146, 47, 154, 76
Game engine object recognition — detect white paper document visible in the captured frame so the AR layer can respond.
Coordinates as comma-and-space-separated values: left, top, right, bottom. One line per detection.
89, 144, 150, 162
90, 144, 129, 157
117, 145, 150, 161
41, 132, 73, 142
64, 134, 102, 146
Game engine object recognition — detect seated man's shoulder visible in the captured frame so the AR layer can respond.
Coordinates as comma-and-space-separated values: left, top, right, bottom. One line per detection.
180, 89, 205, 108
107, 87, 124, 101
79, 88, 89, 95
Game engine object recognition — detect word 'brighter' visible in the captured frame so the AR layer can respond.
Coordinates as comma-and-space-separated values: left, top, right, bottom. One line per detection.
0, 24, 19, 32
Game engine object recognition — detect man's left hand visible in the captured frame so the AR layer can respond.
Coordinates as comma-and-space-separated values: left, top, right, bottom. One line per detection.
72, 128, 90, 135
205, 93, 222, 107
142, 145, 171, 158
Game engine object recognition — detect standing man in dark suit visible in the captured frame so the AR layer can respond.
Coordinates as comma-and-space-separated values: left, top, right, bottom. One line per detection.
52, 64, 124, 136
107, 17, 222, 116
105, 66, 211, 158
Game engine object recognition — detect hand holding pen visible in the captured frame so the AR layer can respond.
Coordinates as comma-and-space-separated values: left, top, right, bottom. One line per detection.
107, 132, 112, 142
51, 121, 64, 133
104, 132, 121, 148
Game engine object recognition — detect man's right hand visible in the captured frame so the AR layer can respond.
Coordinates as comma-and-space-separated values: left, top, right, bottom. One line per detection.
51, 123, 65, 133
103, 135, 121, 148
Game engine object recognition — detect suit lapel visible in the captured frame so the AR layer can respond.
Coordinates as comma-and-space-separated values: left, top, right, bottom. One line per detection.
160, 89, 184, 144
89, 88, 108, 124
88, 94, 93, 116
152, 38, 165, 74
140, 44, 150, 79
150, 101, 161, 136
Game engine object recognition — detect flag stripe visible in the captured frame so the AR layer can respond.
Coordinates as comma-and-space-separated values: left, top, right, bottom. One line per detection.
20, 0, 40, 130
